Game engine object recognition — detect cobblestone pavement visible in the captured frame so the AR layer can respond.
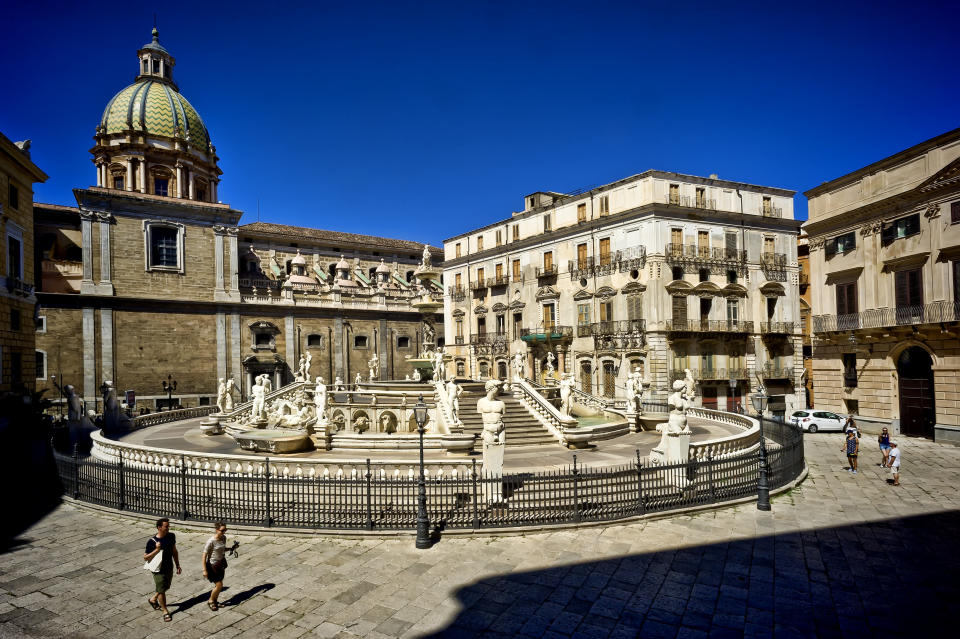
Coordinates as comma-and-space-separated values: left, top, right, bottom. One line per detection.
2, 434, 959, 638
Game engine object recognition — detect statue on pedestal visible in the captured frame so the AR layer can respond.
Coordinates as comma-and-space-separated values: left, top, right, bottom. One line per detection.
545, 352, 555, 378
313, 376, 328, 422
421, 244, 432, 268
334, 376, 344, 391
477, 380, 506, 483
651, 369, 696, 467
512, 351, 525, 382
433, 348, 445, 381
625, 367, 645, 414
251, 377, 266, 423
446, 379, 462, 421
412, 368, 422, 382
102, 381, 121, 434
355, 372, 363, 386
297, 354, 307, 381
368, 354, 379, 381
216, 378, 227, 413
559, 373, 575, 417
225, 377, 236, 410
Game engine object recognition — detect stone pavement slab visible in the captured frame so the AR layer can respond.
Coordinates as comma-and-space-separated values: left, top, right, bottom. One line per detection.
1, 434, 959, 637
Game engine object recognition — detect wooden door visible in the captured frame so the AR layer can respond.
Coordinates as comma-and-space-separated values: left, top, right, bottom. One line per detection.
603, 362, 615, 398
899, 378, 935, 438
581, 362, 592, 394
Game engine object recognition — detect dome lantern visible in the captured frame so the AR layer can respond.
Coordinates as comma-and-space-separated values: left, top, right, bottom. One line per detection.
136, 28, 178, 91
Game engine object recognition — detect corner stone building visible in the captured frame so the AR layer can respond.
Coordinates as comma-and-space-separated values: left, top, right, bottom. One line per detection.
34, 30, 442, 410
805, 127, 960, 443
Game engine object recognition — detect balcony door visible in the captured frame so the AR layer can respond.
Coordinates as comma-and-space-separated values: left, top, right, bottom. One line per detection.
672, 296, 687, 329
577, 243, 588, 269
603, 362, 616, 398
836, 281, 858, 330
542, 303, 555, 331
895, 267, 924, 324
581, 361, 592, 394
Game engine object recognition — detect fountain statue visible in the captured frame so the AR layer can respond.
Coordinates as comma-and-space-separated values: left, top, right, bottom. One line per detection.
625, 367, 645, 415
559, 373, 575, 417
225, 377, 237, 410
368, 354, 379, 381
651, 369, 695, 468
477, 380, 506, 483
512, 351, 525, 382
446, 379, 462, 421
433, 348, 445, 382
250, 376, 267, 424
355, 372, 363, 386
313, 376, 328, 422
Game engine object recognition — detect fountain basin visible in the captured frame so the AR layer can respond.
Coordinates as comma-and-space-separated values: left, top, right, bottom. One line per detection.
232, 429, 313, 454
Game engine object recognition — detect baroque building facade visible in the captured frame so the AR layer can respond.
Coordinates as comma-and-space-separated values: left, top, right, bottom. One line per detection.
442, 171, 803, 415
804, 127, 960, 443
34, 30, 442, 411
0, 132, 47, 394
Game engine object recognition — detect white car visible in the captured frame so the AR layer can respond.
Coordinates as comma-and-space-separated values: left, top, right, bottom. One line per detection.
790, 410, 844, 433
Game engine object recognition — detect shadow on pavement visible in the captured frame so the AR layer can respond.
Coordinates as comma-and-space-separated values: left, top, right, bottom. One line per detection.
221, 583, 275, 607
0, 436, 62, 552
424, 510, 960, 637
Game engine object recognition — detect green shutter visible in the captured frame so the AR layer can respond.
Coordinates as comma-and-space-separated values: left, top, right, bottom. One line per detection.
354, 269, 372, 286
270, 261, 282, 276
313, 265, 328, 281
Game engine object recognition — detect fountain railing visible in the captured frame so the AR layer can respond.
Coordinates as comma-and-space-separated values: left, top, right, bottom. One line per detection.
512, 379, 579, 445
431, 381, 463, 434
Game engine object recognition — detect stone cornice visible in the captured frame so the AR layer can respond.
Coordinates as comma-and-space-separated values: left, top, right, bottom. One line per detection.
74, 187, 242, 226
803, 187, 960, 239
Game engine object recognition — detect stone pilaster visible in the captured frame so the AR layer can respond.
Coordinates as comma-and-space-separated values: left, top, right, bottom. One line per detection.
213, 226, 241, 302
100, 308, 113, 384
80, 210, 96, 294
82, 307, 96, 401
96, 213, 114, 296
216, 312, 227, 382
285, 315, 296, 379
379, 319, 388, 382
230, 313, 242, 399
334, 317, 344, 381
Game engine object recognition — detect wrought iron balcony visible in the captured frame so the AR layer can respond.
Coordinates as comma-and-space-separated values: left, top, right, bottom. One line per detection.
761, 206, 783, 218
448, 285, 466, 302
520, 325, 572, 341
760, 364, 792, 379
761, 252, 787, 268
535, 265, 558, 278
664, 194, 718, 210
485, 275, 510, 287
812, 300, 960, 333
470, 332, 508, 344
589, 319, 646, 336
4, 276, 34, 297
664, 319, 754, 333
469, 279, 487, 291
454, 335, 464, 345
759, 321, 795, 335
670, 367, 749, 382
567, 247, 647, 279
665, 243, 747, 265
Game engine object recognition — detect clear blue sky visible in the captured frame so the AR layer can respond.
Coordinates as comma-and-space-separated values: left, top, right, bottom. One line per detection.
3, 1, 958, 245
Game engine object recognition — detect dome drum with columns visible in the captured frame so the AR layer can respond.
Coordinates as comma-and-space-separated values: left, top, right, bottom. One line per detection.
91, 28, 221, 203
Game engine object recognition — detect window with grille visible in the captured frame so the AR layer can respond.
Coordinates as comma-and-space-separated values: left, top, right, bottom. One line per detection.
150, 226, 179, 268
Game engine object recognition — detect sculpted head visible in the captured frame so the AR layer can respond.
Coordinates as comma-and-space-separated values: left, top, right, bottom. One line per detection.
672, 379, 685, 391
484, 379, 502, 397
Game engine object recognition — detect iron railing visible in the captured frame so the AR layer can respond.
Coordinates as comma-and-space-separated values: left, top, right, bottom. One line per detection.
469, 279, 486, 291
520, 325, 573, 340
665, 244, 748, 264
759, 321, 795, 334
239, 277, 280, 289
664, 194, 718, 210
536, 265, 558, 278
52, 413, 803, 531
665, 319, 754, 333
812, 300, 960, 333
761, 206, 783, 218
669, 368, 749, 382
589, 319, 647, 336
5, 276, 34, 297
760, 364, 793, 379
761, 252, 787, 268
470, 332, 508, 344
485, 275, 510, 287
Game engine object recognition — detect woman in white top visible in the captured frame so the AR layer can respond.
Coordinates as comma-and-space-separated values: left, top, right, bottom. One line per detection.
201, 522, 228, 610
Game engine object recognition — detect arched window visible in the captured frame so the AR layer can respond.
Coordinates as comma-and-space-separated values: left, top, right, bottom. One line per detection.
329, 263, 337, 279
406, 270, 414, 283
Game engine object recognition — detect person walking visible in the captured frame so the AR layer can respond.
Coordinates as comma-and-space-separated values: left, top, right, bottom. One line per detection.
842, 429, 860, 473
887, 441, 901, 486
144, 518, 181, 622
202, 522, 229, 610
844, 415, 861, 438
877, 427, 891, 467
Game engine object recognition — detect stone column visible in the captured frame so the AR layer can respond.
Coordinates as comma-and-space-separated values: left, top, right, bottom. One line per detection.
79, 210, 96, 295
96, 213, 114, 295
126, 159, 134, 191
216, 312, 227, 382
95, 161, 103, 187
176, 163, 185, 198
285, 316, 296, 379
188, 175, 195, 200
82, 307, 96, 402
211, 180, 218, 203
334, 317, 344, 381
139, 159, 147, 193
230, 313, 242, 399
379, 319, 388, 382
100, 308, 114, 385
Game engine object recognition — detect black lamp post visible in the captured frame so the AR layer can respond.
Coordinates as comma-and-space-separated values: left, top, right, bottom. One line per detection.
728, 377, 737, 413
413, 394, 431, 549
751, 387, 771, 511
162, 375, 177, 411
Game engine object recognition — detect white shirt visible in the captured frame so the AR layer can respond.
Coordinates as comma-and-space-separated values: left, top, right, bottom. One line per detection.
889, 447, 901, 468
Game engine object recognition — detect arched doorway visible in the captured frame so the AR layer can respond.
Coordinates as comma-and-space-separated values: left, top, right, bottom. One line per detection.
602, 361, 616, 398
897, 346, 935, 438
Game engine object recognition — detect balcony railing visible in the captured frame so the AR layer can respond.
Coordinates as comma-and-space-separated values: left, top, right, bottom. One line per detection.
799, 272, 810, 285
239, 276, 280, 289
470, 332, 507, 344
447, 285, 465, 302
665, 244, 747, 264
485, 275, 510, 287
761, 252, 787, 268
761, 206, 783, 218
812, 300, 960, 333
589, 319, 647, 336
664, 319, 754, 333
5, 276, 34, 297
670, 367, 749, 382
664, 194, 718, 210
469, 279, 487, 291
567, 247, 647, 279
536, 265, 558, 278
760, 364, 792, 379
759, 321, 795, 335
520, 325, 573, 340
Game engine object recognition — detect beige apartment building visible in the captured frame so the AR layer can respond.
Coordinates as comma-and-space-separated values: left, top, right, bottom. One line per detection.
804, 127, 960, 443
443, 171, 804, 415
0, 132, 47, 395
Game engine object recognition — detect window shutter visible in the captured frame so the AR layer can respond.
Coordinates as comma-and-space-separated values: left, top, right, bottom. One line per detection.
952, 202, 960, 224
881, 222, 895, 244
895, 271, 909, 309
908, 268, 923, 306
672, 296, 687, 322
847, 282, 858, 314
825, 238, 837, 258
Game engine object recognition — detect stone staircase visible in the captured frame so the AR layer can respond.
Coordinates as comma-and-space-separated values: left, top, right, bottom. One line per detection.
456, 382, 559, 447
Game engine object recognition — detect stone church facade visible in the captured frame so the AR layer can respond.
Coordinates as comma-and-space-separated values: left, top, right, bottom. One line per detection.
34, 29, 442, 411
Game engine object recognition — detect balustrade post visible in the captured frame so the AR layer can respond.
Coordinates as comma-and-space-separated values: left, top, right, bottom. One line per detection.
72, 443, 80, 499
365, 459, 373, 531
707, 454, 716, 503
264, 457, 272, 527
471, 459, 480, 530
118, 455, 126, 511
572, 455, 580, 523
180, 454, 188, 520
635, 449, 645, 515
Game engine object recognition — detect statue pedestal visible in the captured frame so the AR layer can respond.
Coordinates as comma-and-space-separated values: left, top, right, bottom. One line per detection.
625, 409, 640, 433
649, 430, 692, 488
249, 417, 268, 429
200, 413, 225, 436
482, 442, 505, 501
312, 418, 332, 451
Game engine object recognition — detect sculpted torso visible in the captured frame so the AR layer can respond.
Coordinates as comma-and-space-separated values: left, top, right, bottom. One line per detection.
476, 392, 506, 445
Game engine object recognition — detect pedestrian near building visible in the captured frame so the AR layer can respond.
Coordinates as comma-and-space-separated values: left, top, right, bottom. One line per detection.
144, 518, 181, 622
887, 442, 901, 486
842, 430, 859, 473
202, 522, 229, 610
878, 427, 891, 467
844, 415, 861, 438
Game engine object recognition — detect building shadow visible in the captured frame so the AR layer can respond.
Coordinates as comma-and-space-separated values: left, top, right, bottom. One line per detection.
423, 510, 960, 637
0, 433, 63, 550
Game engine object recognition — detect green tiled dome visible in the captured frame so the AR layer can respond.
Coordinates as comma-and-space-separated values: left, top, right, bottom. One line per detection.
100, 80, 210, 151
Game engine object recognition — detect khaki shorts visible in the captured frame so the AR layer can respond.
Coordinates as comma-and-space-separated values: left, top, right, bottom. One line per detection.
152, 570, 173, 593
890, 465, 901, 474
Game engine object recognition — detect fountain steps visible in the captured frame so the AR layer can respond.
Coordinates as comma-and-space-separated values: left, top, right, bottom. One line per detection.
456, 393, 558, 446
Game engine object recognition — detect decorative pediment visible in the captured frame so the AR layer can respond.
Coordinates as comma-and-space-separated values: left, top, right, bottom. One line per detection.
759, 282, 786, 297
491, 302, 508, 313
249, 320, 279, 333
452, 308, 465, 318
536, 286, 560, 301
722, 283, 749, 298
918, 155, 960, 193
621, 282, 646, 294
665, 280, 693, 295
508, 300, 526, 310
573, 289, 593, 301
474, 305, 488, 316
596, 286, 617, 299
692, 282, 722, 297
882, 252, 930, 272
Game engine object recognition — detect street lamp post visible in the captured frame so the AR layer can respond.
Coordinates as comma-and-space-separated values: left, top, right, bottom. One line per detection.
728, 377, 737, 414
750, 387, 771, 511
162, 375, 177, 412
413, 394, 431, 549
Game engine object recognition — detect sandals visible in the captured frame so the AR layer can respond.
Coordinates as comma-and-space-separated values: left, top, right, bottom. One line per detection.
208, 601, 219, 611
148, 599, 160, 610
163, 613, 172, 622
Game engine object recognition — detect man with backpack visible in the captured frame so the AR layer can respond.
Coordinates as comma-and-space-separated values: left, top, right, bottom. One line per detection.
144, 518, 181, 622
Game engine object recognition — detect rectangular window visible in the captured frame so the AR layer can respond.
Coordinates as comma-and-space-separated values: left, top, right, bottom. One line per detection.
354, 335, 368, 348
150, 226, 179, 268
113, 176, 124, 190
599, 301, 613, 322
670, 228, 683, 254
577, 243, 588, 268
952, 202, 960, 224
697, 230, 709, 257
397, 336, 411, 348
154, 178, 169, 197
672, 296, 687, 323
513, 312, 522, 337
627, 294, 642, 321
763, 196, 772, 215
542, 303, 555, 329
825, 231, 856, 257
543, 251, 553, 270
512, 259, 521, 279
455, 273, 461, 288
882, 214, 921, 243
476, 267, 484, 283
495, 230, 502, 246
700, 298, 712, 321
577, 303, 591, 326
477, 236, 484, 251
512, 224, 519, 241
725, 232, 738, 259
455, 243, 461, 258
36, 316, 46, 333
836, 281, 858, 330
842, 353, 858, 388
577, 203, 586, 222
895, 268, 924, 324
763, 236, 775, 257
727, 299, 739, 323
543, 215, 552, 232
599, 238, 611, 266
495, 263, 503, 280
496, 314, 505, 334
7, 234, 22, 279
35, 350, 46, 380
727, 270, 738, 284
10, 351, 21, 386
456, 319, 463, 338
477, 316, 486, 334
8, 183, 19, 210
599, 195, 610, 216
669, 184, 679, 205
696, 187, 706, 207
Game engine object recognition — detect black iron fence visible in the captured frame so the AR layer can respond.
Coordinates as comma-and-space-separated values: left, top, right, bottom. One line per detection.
53, 415, 803, 531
